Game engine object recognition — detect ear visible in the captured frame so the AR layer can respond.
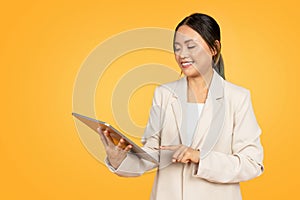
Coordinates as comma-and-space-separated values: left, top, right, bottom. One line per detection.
211, 40, 221, 56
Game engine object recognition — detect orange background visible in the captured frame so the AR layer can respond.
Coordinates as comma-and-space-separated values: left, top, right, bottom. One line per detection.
1, 0, 300, 199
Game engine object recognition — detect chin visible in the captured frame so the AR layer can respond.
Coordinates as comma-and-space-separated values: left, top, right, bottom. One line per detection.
182, 68, 200, 77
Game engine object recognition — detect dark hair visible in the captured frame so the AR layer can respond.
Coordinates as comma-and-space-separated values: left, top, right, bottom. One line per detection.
174, 13, 225, 79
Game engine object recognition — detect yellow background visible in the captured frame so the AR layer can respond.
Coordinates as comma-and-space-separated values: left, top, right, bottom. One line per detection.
1, 0, 299, 199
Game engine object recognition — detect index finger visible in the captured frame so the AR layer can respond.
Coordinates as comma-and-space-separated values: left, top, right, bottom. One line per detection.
160, 145, 181, 151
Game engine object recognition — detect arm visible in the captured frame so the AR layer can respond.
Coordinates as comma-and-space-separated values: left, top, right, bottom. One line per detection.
106, 134, 160, 177
194, 90, 264, 183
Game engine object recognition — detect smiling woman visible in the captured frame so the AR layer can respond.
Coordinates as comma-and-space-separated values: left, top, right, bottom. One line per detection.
174, 13, 225, 80
98, 13, 264, 200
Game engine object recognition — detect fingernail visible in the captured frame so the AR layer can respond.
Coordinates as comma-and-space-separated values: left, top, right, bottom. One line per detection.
172, 159, 176, 162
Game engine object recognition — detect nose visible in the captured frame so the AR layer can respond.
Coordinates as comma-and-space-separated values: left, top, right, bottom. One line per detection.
178, 47, 189, 59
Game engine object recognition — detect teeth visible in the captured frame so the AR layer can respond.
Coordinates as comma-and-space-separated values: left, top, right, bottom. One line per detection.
182, 62, 192, 66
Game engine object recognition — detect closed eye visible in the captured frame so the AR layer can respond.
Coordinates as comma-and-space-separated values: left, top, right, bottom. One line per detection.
174, 47, 181, 52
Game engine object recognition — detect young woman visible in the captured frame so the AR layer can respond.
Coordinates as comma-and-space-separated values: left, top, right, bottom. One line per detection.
98, 13, 264, 200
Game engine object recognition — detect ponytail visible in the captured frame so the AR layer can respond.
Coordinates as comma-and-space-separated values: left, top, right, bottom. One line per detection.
213, 54, 225, 80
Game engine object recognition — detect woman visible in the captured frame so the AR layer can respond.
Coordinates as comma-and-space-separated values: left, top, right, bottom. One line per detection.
98, 13, 264, 200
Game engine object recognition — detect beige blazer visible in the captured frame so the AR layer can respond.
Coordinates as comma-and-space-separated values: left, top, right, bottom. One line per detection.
107, 70, 264, 200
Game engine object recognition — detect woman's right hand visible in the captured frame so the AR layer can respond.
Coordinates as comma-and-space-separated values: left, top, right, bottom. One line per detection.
97, 127, 132, 169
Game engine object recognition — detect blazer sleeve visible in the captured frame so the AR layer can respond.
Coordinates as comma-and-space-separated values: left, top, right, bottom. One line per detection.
105, 87, 163, 177
193, 90, 264, 183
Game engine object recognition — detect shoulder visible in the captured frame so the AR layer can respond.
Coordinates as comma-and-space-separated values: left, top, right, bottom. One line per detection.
224, 80, 250, 99
223, 80, 252, 110
155, 77, 184, 96
150, 78, 184, 106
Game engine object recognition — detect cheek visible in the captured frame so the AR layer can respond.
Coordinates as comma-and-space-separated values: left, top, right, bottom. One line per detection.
191, 50, 213, 72
192, 48, 212, 61
174, 54, 180, 63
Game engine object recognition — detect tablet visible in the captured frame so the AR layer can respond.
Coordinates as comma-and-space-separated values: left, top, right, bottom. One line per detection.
72, 112, 158, 164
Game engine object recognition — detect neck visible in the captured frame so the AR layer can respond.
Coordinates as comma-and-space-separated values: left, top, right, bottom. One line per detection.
187, 69, 214, 90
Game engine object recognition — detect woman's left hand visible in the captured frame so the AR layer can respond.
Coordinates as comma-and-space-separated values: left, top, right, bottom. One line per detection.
160, 145, 200, 164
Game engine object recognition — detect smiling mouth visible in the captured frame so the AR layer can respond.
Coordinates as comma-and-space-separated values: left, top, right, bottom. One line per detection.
181, 61, 194, 68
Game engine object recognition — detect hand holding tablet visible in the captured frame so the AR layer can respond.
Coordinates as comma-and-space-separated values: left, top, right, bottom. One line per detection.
72, 113, 159, 166
97, 127, 132, 169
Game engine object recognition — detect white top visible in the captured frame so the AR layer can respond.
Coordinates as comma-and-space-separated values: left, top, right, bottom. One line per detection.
185, 102, 204, 146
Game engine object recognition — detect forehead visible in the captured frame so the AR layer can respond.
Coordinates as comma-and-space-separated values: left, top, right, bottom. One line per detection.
174, 25, 206, 45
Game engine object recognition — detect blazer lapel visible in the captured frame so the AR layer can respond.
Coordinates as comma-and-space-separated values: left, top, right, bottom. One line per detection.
169, 70, 225, 150
190, 95, 213, 148
170, 77, 188, 144
191, 70, 225, 157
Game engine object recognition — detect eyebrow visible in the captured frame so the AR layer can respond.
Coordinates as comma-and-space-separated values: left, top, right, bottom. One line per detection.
174, 39, 195, 45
